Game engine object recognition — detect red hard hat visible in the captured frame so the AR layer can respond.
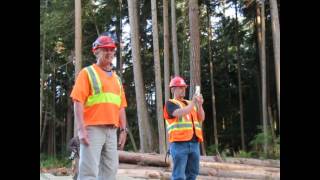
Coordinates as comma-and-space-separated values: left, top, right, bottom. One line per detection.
92, 36, 116, 53
169, 76, 188, 88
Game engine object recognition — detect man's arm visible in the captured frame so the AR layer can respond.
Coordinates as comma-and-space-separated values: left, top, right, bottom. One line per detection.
118, 107, 127, 150
74, 101, 89, 145
119, 107, 127, 129
196, 95, 205, 121
172, 96, 197, 118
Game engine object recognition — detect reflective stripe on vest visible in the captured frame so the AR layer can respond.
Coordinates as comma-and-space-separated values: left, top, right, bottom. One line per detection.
85, 66, 103, 94
84, 65, 122, 107
166, 119, 202, 132
165, 99, 199, 132
167, 121, 193, 133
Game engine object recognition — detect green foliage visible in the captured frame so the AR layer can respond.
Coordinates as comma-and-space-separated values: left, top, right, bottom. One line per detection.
234, 150, 255, 158
40, 0, 280, 158
206, 144, 220, 156
249, 126, 280, 159
40, 153, 71, 168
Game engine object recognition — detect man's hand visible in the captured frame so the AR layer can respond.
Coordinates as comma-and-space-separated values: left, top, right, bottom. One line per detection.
118, 131, 127, 150
196, 94, 204, 106
78, 127, 89, 146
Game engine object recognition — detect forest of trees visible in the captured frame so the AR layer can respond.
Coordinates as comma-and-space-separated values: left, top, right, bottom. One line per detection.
40, 0, 280, 160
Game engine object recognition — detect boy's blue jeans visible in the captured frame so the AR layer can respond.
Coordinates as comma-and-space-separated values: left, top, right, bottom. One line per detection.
169, 140, 200, 180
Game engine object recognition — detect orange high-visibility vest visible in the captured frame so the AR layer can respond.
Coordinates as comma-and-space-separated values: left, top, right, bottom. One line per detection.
164, 99, 203, 142
84, 65, 123, 108
83, 65, 124, 126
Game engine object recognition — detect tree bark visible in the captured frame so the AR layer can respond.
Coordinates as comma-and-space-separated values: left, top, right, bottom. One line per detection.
206, 1, 219, 149
118, 150, 170, 167
256, 3, 263, 126
127, 0, 154, 152
40, 33, 46, 141
117, 152, 280, 179
234, 0, 245, 151
151, 0, 166, 154
171, 0, 180, 75
188, 0, 201, 97
74, 0, 82, 137
118, 168, 224, 180
127, 128, 138, 152
269, 0, 280, 126
268, 106, 276, 142
66, 88, 73, 147
116, 0, 122, 76
257, 0, 268, 155
163, 0, 170, 103
199, 161, 279, 173
163, 0, 170, 149
52, 64, 56, 157
198, 167, 279, 179
201, 156, 280, 167
40, 0, 48, 147
40, 105, 48, 151
188, 0, 205, 155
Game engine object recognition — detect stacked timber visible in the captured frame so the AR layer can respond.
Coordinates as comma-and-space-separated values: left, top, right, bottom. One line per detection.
118, 151, 280, 179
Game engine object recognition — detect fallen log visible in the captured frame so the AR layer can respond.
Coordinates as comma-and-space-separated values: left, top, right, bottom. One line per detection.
119, 151, 278, 173
199, 161, 280, 173
117, 168, 253, 180
201, 156, 280, 168
119, 164, 279, 180
199, 167, 279, 179
118, 150, 170, 167
118, 151, 279, 179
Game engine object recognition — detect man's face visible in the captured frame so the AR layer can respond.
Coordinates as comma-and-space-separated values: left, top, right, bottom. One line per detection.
173, 86, 186, 98
97, 47, 116, 64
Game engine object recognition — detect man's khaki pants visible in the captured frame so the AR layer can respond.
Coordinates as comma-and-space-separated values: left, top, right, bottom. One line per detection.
78, 126, 118, 180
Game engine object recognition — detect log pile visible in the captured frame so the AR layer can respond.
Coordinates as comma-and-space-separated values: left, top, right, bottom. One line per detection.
118, 151, 280, 179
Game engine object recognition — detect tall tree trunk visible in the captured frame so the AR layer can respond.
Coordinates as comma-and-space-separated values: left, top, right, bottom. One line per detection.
116, 0, 122, 75
221, 0, 231, 129
269, 0, 280, 128
234, 0, 245, 151
151, 0, 166, 154
171, 0, 180, 75
127, 128, 138, 152
118, 0, 123, 79
189, 0, 206, 156
267, 106, 276, 142
52, 63, 57, 157
61, 117, 65, 153
74, 0, 82, 137
163, 0, 170, 149
40, 0, 48, 147
66, 88, 73, 147
127, 0, 154, 152
163, 0, 170, 102
181, 1, 189, 78
40, 103, 48, 151
188, 0, 201, 97
206, 0, 219, 150
47, 116, 52, 155
40, 33, 46, 141
117, 0, 137, 151
257, 0, 268, 155
66, 51, 75, 147
256, 4, 263, 126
